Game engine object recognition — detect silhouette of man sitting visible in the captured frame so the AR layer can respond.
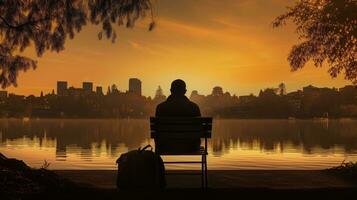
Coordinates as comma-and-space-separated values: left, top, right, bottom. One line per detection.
155, 79, 201, 153
156, 79, 201, 117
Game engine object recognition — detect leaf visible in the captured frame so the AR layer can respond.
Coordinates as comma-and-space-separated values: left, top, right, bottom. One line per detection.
148, 21, 156, 31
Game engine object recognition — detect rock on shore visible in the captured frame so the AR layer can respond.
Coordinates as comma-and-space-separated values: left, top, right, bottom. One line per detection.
0, 153, 76, 198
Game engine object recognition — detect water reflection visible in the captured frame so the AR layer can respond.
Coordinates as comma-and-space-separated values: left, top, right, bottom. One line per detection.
0, 119, 356, 169
211, 119, 357, 156
0, 119, 149, 158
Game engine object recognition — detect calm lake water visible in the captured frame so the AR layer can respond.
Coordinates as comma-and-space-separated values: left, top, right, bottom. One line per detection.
0, 119, 357, 170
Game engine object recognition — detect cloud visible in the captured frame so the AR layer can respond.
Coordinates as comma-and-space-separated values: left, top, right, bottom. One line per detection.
210, 18, 245, 30
128, 40, 142, 49
127, 40, 166, 56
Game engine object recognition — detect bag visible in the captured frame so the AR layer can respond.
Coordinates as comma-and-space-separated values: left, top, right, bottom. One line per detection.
116, 145, 166, 189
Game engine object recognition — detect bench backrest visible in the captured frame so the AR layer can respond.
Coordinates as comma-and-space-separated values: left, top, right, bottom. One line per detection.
150, 117, 212, 139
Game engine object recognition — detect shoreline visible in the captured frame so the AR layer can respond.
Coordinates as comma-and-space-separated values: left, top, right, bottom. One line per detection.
1, 117, 357, 120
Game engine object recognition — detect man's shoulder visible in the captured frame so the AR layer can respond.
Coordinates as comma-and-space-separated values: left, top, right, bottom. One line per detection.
157, 100, 169, 108
155, 101, 168, 117
187, 100, 201, 115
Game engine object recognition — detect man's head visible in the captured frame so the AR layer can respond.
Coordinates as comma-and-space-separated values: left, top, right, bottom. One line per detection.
170, 79, 186, 96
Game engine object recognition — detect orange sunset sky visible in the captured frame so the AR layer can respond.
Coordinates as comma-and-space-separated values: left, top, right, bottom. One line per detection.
6, 0, 350, 97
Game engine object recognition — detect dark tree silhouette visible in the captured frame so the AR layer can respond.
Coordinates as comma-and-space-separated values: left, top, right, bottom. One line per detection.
0, 0, 154, 88
273, 0, 357, 84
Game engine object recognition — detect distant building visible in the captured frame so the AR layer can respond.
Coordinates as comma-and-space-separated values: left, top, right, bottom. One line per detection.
111, 84, 120, 94
155, 86, 164, 97
154, 86, 166, 102
190, 90, 199, 97
57, 81, 68, 96
239, 94, 256, 104
303, 85, 321, 94
212, 86, 224, 96
82, 82, 93, 92
0, 90, 7, 100
278, 83, 287, 96
129, 78, 142, 96
190, 90, 205, 100
96, 86, 103, 95
259, 88, 279, 97
8, 93, 25, 100
287, 90, 303, 115
67, 87, 84, 97
303, 85, 335, 94
190, 90, 205, 104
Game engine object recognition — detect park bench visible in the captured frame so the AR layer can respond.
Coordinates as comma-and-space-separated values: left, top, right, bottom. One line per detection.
150, 117, 212, 188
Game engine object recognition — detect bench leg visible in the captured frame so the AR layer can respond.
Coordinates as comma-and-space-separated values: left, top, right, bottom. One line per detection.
201, 154, 204, 189
204, 154, 208, 189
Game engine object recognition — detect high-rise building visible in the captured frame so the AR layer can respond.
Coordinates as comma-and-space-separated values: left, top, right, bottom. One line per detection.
129, 78, 142, 96
96, 86, 103, 95
57, 81, 68, 96
82, 82, 93, 92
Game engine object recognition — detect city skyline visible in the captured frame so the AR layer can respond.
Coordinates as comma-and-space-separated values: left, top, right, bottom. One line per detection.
1, 77, 355, 99
1, 79, 356, 119
2, 78, 353, 98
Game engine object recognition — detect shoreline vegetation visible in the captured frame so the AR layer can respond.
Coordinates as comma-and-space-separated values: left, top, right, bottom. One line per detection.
327, 161, 357, 183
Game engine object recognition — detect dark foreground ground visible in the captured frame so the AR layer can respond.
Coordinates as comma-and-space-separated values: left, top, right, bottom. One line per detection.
2, 170, 357, 199
50, 170, 357, 199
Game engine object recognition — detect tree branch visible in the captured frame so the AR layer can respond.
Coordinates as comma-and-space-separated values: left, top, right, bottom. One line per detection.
0, 15, 52, 30
0, 16, 16, 29
16, 16, 52, 29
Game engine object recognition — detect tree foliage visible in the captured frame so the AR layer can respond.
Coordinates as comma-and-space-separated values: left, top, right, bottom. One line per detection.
0, 0, 154, 88
273, 0, 357, 84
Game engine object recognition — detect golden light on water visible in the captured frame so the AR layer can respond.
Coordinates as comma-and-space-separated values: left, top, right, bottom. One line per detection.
1, 137, 355, 170
1, 119, 356, 170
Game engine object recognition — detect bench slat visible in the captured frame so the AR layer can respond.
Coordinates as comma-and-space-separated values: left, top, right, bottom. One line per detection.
150, 117, 212, 124
150, 117, 212, 139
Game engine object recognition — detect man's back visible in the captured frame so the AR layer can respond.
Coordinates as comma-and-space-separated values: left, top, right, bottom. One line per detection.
154, 79, 202, 153
155, 95, 201, 117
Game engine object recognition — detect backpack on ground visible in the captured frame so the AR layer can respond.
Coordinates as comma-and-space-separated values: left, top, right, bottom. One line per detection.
116, 145, 166, 189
